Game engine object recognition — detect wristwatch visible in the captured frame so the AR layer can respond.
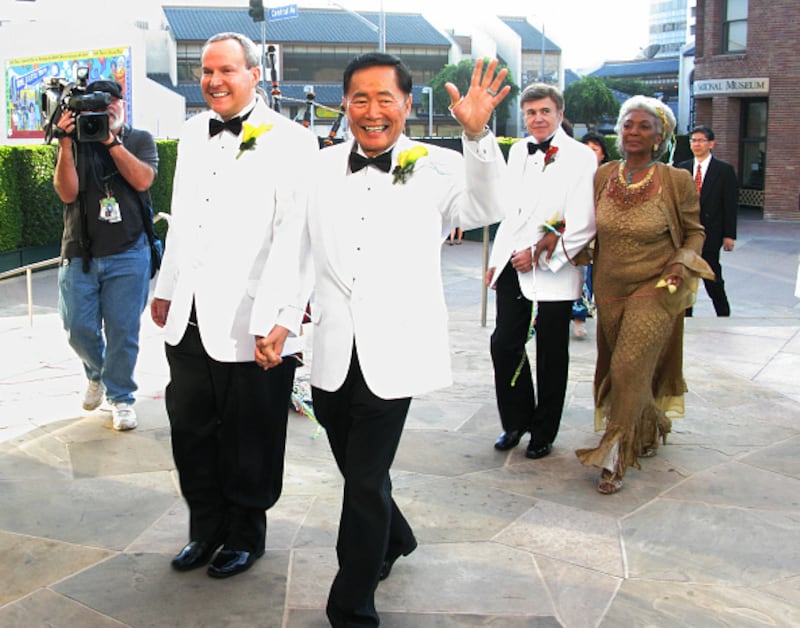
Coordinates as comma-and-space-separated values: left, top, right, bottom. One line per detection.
464, 126, 491, 142
106, 136, 122, 149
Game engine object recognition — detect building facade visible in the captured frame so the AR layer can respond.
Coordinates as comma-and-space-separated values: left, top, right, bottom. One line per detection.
164, 6, 452, 130
648, 0, 697, 57
692, 0, 799, 220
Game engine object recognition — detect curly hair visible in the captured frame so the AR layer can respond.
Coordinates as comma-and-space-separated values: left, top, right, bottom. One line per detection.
614, 95, 676, 160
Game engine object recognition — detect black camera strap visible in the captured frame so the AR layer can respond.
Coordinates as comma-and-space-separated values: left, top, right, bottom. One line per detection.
75, 141, 93, 273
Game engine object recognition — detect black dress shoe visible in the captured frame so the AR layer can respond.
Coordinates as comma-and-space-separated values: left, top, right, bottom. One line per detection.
525, 442, 552, 459
207, 548, 265, 579
378, 538, 418, 581
494, 430, 523, 451
171, 541, 220, 572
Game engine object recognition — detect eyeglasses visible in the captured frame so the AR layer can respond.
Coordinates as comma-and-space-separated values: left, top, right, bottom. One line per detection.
689, 138, 709, 143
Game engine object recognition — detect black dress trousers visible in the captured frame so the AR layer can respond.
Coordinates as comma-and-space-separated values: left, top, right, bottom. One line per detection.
312, 346, 415, 628
165, 321, 296, 553
490, 262, 573, 447
701, 243, 730, 316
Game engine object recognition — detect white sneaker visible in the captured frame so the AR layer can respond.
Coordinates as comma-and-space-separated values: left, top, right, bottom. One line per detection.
111, 402, 138, 431
83, 380, 105, 411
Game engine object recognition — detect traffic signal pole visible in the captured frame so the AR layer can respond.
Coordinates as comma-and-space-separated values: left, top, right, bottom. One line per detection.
248, 1, 268, 97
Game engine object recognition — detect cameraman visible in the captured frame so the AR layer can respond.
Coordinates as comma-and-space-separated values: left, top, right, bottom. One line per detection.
53, 80, 158, 431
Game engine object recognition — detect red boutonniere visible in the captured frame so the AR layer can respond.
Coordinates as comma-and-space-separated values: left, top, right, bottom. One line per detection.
543, 146, 558, 171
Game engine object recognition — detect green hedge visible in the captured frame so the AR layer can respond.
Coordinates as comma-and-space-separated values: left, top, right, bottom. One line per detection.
150, 140, 177, 239
0, 146, 26, 251
0, 140, 178, 253
18, 146, 63, 248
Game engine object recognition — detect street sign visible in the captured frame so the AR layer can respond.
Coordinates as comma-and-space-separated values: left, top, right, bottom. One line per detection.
268, 4, 298, 21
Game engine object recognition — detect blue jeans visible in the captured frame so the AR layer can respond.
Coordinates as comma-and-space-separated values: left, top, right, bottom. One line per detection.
58, 233, 151, 404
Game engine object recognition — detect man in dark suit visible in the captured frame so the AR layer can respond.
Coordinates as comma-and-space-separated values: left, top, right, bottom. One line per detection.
678, 125, 738, 316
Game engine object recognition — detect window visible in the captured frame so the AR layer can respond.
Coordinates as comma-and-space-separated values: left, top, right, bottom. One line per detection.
740, 99, 767, 190
723, 0, 748, 53
177, 43, 202, 84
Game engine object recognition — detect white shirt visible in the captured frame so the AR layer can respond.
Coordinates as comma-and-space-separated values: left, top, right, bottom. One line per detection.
694, 154, 712, 185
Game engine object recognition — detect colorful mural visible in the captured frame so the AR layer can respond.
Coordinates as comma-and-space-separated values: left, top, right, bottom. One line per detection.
5, 46, 132, 140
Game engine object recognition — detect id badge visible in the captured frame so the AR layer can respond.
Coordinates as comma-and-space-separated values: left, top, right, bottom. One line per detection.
99, 197, 122, 223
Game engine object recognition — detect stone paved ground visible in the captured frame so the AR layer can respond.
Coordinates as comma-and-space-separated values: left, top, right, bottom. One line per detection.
0, 216, 798, 626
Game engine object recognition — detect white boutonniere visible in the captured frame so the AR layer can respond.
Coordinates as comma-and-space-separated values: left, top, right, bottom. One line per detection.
392, 145, 429, 184
236, 122, 273, 159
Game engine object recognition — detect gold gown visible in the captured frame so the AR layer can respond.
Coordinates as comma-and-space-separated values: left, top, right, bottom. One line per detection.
576, 162, 714, 477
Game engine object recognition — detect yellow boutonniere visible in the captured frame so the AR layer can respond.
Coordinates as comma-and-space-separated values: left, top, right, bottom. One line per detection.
392, 145, 428, 184
236, 122, 273, 159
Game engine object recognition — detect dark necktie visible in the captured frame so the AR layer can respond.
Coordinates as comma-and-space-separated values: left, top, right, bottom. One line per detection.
209, 109, 252, 137
349, 150, 392, 173
528, 139, 552, 155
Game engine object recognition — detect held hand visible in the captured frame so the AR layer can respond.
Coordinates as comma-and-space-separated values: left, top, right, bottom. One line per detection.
723, 237, 735, 252
532, 232, 559, 267
656, 263, 684, 292
255, 325, 290, 370
445, 58, 511, 136
150, 298, 170, 328
511, 248, 534, 274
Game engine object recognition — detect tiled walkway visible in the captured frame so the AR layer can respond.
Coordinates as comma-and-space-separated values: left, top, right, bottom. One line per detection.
1, 217, 799, 626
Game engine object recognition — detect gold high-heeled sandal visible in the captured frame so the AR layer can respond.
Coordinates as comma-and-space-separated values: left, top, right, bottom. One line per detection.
598, 469, 623, 494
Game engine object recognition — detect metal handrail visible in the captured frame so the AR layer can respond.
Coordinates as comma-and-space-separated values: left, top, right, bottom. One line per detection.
0, 256, 61, 326
0, 213, 169, 327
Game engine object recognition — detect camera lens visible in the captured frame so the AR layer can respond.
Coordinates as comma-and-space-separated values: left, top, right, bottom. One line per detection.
76, 112, 109, 142
85, 118, 101, 134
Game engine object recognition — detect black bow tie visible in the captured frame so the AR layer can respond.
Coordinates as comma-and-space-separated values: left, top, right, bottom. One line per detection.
528, 139, 552, 154
209, 109, 252, 137
349, 150, 393, 173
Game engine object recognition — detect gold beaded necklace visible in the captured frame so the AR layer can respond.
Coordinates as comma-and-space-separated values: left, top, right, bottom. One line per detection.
607, 160, 658, 209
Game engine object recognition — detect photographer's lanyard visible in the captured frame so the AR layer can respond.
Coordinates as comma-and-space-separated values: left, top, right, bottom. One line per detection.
98, 163, 122, 224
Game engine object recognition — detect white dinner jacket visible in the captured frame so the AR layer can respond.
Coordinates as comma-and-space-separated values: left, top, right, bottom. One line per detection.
153, 97, 319, 362
487, 126, 597, 301
303, 133, 507, 399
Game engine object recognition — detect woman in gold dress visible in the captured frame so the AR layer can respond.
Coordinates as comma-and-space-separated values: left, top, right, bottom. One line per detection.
576, 96, 713, 494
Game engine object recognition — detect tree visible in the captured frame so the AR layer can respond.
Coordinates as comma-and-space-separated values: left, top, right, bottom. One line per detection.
564, 77, 618, 131
429, 59, 519, 135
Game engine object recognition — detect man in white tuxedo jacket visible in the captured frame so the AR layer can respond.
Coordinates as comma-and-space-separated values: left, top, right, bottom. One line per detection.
256, 53, 510, 627
150, 33, 318, 579
486, 83, 597, 460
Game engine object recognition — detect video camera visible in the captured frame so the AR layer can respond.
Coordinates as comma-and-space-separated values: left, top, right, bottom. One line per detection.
40, 66, 110, 143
